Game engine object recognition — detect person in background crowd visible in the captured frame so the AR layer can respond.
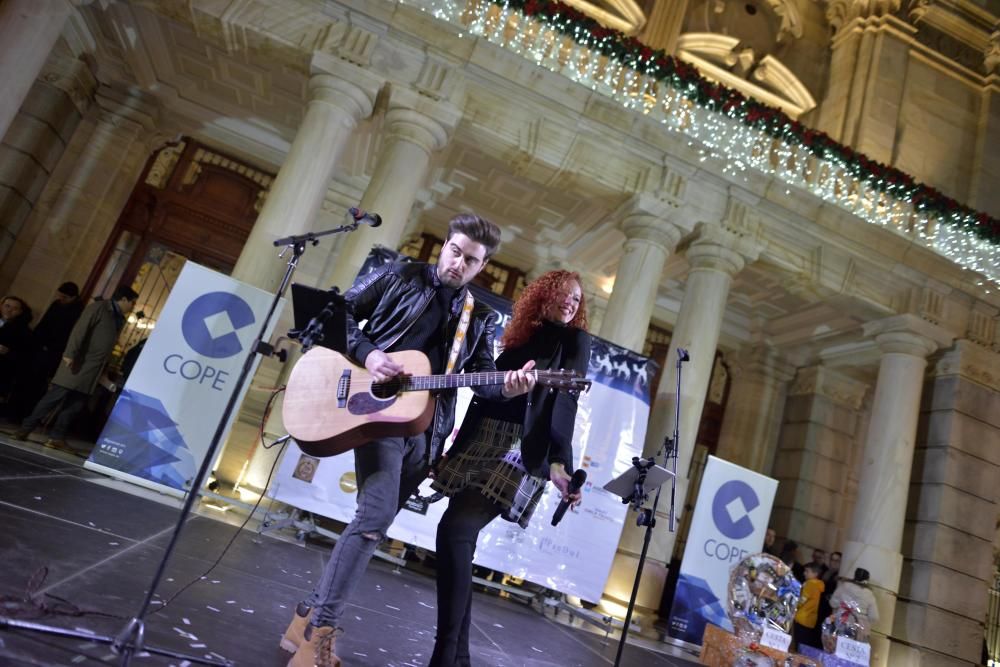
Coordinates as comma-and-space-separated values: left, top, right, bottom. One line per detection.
830, 567, 879, 626
6, 282, 83, 421
763, 527, 778, 556
780, 539, 805, 582
0, 296, 33, 399
793, 562, 825, 650
819, 550, 841, 622
812, 547, 830, 579
13, 285, 137, 453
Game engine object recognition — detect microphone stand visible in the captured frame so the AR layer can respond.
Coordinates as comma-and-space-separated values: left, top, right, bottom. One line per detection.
613, 348, 688, 667
0, 218, 371, 667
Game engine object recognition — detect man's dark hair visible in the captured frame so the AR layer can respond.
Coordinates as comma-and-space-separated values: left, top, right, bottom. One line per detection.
112, 285, 139, 302
804, 562, 822, 576
446, 214, 501, 258
57, 281, 80, 298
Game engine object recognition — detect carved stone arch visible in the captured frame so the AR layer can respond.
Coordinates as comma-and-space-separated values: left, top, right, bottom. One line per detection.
677, 33, 817, 118
561, 0, 646, 35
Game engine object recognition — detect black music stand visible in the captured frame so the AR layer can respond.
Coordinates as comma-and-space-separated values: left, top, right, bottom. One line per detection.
604, 348, 689, 667
288, 283, 348, 353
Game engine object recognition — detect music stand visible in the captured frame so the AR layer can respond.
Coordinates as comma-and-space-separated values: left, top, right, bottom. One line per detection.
288, 283, 348, 353
604, 347, 689, 667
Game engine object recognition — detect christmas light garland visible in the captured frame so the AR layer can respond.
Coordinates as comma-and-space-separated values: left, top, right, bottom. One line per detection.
401, 0, 1000, 289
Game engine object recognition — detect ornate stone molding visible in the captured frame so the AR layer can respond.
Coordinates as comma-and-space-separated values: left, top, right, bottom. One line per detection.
621, 214, 682, 252
986, 30, 1000, 74
863, 313, 954, 357
308, 72, 378, 126
966, 304, 998, 349
788, 365, 869, 409
39, 53, 98, 115
929, 339, 1000, 390
378, 85, 462, 156
726, 344, 797, 384
825, 0, 903, 32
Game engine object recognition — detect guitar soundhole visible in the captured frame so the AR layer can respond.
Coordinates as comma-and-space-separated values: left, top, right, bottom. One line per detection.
371, 381, 401, 400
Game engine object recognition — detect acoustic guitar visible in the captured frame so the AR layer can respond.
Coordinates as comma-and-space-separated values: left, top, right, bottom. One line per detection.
282, 347, 591, 458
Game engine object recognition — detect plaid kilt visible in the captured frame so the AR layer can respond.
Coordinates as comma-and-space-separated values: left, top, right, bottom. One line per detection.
431, 417, 547, 529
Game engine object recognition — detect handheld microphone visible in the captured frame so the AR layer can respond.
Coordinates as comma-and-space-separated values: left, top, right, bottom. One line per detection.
348, 206, 382, 228
677, 348, 690, 362
551, 469, 587, 526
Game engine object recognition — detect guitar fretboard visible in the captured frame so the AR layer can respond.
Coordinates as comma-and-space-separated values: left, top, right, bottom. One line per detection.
393, 371, 565, 391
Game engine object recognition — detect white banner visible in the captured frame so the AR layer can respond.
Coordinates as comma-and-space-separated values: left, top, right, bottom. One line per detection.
268, 282, 655, 602
86, 263, 281, 496
667, 455, 778, 644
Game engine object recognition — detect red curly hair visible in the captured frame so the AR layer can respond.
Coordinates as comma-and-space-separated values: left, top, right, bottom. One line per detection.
501, 270, 589, 350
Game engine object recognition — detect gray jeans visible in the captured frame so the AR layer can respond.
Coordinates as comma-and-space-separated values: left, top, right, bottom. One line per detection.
306, 432, 429, 628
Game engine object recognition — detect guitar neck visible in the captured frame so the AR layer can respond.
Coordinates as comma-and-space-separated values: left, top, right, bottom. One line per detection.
396, 371, 555, 392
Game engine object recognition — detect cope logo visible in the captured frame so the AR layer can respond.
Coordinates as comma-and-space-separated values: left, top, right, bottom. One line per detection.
181, 292, 255, 359
711, 480, 759, 540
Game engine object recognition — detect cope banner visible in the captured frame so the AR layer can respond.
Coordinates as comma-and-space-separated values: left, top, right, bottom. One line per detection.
85, 263, 281, 496
667, 456, 778, 644
268, 248, 657, 602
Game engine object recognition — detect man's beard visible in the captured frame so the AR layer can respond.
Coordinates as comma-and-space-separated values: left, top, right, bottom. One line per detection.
437, 267, 464, 288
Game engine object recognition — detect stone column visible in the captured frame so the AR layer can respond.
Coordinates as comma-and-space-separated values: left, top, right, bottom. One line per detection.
599, 211, 681, 352
842, 314, 951, 667
324, 87, 459, 292
231, 65, 379, 292
639, 0, 689, 55
816, 2, 912, 164
714, 345, 796, 475
0, 51, 96, 276
5, 86, 158, 309
0, 0, 74, 143
601, 222, 758, 617
892, 340, 1000, 666
770, 365, 868, 550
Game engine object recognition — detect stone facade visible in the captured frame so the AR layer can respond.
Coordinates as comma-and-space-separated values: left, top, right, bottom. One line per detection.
1, 1, 999, 664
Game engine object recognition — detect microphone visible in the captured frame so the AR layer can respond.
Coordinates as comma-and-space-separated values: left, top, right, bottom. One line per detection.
551, 469, 587, 526
677, 348, 690, 362
348, 206, 382, 227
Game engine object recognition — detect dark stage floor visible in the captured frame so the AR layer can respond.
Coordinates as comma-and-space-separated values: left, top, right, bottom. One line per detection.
0, 438, 700, 667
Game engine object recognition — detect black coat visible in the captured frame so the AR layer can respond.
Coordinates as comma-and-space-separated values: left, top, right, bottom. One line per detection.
451, 321, 591, 477
0, 316, 32, 392
342, 261, 502, 459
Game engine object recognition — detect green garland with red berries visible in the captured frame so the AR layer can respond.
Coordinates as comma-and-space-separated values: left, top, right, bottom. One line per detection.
503, 0, 1000, 245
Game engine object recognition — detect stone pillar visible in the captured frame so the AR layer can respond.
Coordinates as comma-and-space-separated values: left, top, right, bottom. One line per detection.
639, 0, 689, 55
5, 86, 157, 309
890, 340, 1000, 666
816, 2, 912, 164
324, 87, 458, 291
970, 71, 1000, 217
714, 345, 796, 475
599, 212, 681, 352
0, 0, 74, 143
231, 65, 379, 292
0, 52, 96, 277
841, 314, 952, 667
601, 223, 758, 618
770, 365, 868, 551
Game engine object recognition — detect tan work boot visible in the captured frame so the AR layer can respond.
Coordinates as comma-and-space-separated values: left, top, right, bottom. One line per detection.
279, 603, 312, 653
287, 625, 341, 667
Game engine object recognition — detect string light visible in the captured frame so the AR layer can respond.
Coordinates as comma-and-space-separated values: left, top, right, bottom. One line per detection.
400, 0, 1000, 291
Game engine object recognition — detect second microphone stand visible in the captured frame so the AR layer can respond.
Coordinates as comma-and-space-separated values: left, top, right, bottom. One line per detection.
613, 348, 689, 667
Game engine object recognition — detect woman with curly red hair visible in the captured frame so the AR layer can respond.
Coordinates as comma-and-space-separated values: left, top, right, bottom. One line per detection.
428, 269, 591, 666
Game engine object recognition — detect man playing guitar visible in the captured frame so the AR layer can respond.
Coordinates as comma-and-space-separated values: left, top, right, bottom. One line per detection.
282, 214, 536, 667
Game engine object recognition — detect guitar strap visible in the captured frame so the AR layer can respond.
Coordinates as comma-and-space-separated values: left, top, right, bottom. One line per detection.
444, 290, 476, 375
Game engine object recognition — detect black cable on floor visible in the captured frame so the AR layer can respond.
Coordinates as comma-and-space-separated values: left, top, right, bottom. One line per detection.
149, 387, 288, 616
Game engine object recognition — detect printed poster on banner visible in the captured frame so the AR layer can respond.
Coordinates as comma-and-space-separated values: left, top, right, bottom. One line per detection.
268, 248, 657, 602
86, 263, 282, 496
667, 455, 778, 645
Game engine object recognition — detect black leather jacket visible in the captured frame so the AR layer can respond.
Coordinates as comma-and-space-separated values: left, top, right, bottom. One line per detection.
342, 261, 503, 460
